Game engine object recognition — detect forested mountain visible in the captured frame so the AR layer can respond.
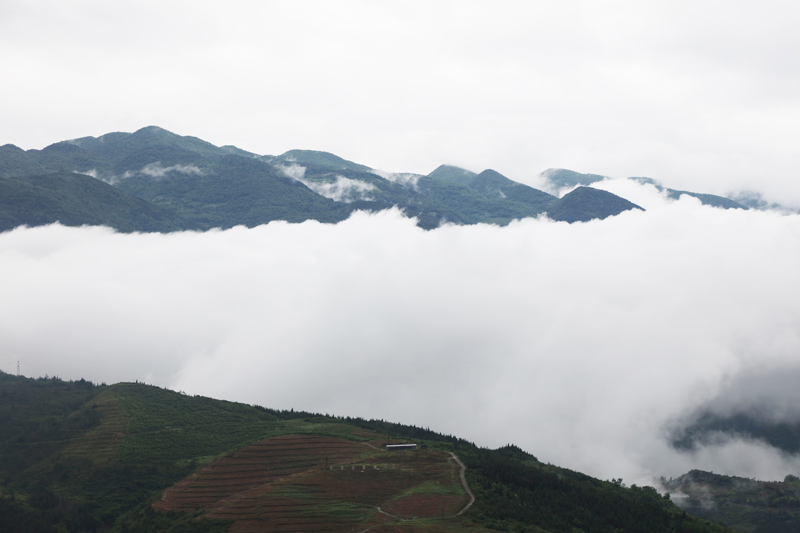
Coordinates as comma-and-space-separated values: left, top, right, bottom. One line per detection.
0, 126, 648, 232
0, 371, 736, 532
2, 125, 768, 233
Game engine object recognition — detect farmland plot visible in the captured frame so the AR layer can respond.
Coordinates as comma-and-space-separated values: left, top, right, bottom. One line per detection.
154, 434, 470, 532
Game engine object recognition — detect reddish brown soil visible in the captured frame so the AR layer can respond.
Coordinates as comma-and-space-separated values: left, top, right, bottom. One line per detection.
153, 434, 469, 532
382, 494, 469, 519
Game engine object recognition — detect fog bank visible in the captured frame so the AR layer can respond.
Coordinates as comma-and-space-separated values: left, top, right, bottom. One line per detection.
2, 198, 799, 484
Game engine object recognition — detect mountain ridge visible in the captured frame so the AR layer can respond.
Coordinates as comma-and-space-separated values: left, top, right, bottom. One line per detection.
2, 125, 771, 234
1, 126, 645, 232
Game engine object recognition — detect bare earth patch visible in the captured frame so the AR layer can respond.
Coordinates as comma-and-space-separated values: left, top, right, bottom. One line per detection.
153, 434, 470, 532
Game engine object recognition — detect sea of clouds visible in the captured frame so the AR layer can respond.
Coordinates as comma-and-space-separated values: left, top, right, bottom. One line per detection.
2, 180, 799, 486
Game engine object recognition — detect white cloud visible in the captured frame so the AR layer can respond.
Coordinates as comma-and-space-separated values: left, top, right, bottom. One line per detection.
138, 162, 205, 179
303, 175, 377, 202
370, 169, 421, 189
278, 163, 377, 202
276, 163, 306, 181
89, 162, 206, 184
79, 168, 99, 179
2, 199, 799, 486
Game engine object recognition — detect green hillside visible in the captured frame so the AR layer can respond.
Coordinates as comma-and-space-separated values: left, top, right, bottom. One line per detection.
0, 172, 181, 232
0, 371, 735, 532
0, 144, 47, 177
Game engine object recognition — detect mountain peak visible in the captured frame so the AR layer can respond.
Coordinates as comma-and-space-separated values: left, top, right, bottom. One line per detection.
427, 164, 477, 182
475, 168, 507, 180
548, 186, 644, 223
278, 149, 371, 172
134, 125, 173, 135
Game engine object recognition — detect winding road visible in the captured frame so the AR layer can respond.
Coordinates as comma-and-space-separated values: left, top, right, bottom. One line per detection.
360, 451, 475, 531
449, 452, 475, 516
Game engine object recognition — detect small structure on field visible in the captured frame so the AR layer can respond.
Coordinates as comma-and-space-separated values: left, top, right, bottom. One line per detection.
385, 443, 418, 451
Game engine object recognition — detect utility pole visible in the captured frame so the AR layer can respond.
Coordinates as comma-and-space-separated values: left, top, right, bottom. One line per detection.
17, 361, 20, 377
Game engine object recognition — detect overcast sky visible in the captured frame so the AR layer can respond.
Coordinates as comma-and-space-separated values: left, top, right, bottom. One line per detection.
2, 1, 800, 486
2, 0, 800, 205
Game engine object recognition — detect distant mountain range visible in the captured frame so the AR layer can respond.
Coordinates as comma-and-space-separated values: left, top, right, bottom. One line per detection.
0, 125, 762, 233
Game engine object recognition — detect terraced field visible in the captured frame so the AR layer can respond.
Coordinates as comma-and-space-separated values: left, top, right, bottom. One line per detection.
59, 388, 128, 464
153, 434, 470, 532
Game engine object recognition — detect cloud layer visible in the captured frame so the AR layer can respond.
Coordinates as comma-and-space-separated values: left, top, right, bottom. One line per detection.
2, 191, 800, 485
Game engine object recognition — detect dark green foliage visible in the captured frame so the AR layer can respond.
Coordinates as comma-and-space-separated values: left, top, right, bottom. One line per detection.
113, 383, 280, 462
0, 143, 46, 177
344, 416, 476, 449
0, 374, 277, 530
114, 504, 232, 533
0, 490, 99, 533
461, 449, 731, 533
672, 412, 800, 454
665, 470, 800, 532
547, 186, 644, 223
0, 373, 108, 531
0, 373, 103, 481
